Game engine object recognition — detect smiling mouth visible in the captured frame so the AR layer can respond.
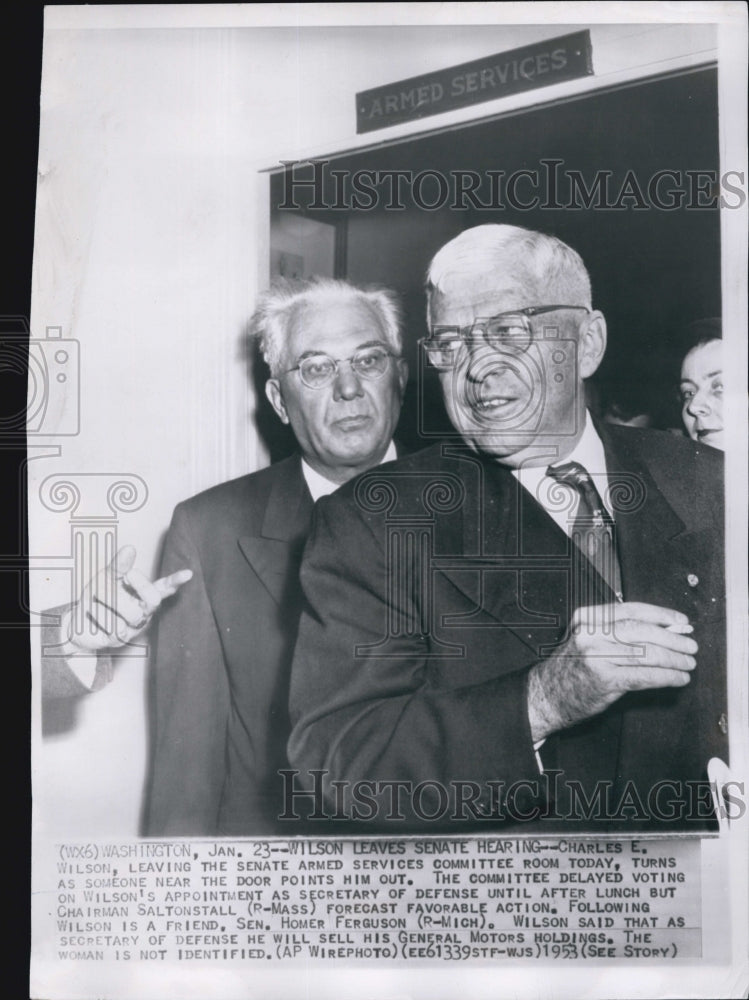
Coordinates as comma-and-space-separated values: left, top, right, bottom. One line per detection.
474, 395, 518, 410
467, 392, 526, 421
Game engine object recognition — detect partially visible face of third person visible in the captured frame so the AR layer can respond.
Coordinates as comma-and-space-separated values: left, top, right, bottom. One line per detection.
266, 290, 409, 483
679, 338, 724, 450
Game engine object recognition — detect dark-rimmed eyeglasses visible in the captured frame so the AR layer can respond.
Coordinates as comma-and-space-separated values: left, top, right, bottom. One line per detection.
421, 305, 590, 369
283, 345, 398, 390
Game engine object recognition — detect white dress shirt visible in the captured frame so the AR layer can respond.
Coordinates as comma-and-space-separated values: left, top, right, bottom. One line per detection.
511, 414, 614, 531
301, 440, 397, 502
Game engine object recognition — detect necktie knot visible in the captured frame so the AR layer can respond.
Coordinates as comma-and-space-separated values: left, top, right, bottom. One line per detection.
547, 460, 591, 488
547, 461, 609, 523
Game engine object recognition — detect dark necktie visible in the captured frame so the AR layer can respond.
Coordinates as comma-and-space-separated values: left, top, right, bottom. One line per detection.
546, 460, 623, 603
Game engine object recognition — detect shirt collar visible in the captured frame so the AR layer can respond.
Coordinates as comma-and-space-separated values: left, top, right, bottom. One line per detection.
301, 440, 397, 502
513, 413, 613, 517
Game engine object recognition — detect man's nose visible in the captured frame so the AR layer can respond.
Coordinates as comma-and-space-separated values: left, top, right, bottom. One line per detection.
333, 360, 365, 400
464, 338, 512, 383
686, 390, 710, 416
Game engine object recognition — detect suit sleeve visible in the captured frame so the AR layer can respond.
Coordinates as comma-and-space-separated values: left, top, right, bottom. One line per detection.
40, 605, 112, 699
145, 504, 230, 836
287, 492, 541, 827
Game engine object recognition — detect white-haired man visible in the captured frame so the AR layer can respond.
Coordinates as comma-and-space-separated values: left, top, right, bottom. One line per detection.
288, 225, 727, 833
54, 278, 408, 836
147, 278, 407, 835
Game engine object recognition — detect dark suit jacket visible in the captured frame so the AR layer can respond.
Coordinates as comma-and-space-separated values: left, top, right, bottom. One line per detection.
288, 425, 727, 833
40, 608, 112, 699
145, 454, 313, 836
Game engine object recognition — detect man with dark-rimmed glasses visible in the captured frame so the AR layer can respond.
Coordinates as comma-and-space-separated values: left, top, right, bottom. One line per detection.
288, 223, 727, 833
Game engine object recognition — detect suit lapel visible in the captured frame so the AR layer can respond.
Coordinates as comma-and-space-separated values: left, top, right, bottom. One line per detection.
554, 428, 692, 795
484, 466, 576, 636
600, 425, 687, 607
427, 451, 622, 794
598, 427, 705, 792
436, 456, 579, 648
240, 441, 405, 606
238, 456, 313, 606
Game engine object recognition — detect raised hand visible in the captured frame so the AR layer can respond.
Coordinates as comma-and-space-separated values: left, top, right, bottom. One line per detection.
63, 545, 193, 653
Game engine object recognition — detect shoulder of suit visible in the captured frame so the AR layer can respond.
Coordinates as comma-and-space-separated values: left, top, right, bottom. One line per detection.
314, 444, 469, 534
173, 454, 302, 522
320, 443, 453, 504
605, 424, 723, 523
606, 424, 723, 473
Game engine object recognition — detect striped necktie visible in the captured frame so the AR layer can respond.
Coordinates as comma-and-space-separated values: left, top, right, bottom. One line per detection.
546, 460, 623, 603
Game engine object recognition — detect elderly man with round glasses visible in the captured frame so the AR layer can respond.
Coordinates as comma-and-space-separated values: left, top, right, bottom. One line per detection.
45, 277, 408, 836
289, 224, 727, 834
108, 276, 405, 836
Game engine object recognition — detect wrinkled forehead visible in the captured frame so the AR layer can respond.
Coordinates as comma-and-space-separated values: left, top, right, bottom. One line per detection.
428, 269, 540, 326
286, 295, 387, 356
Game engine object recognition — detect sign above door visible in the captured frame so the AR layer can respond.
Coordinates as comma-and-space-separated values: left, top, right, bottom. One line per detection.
356, 30, 593, 134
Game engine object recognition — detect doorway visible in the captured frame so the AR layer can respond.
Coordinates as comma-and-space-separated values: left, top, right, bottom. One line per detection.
267, 66, 721, 456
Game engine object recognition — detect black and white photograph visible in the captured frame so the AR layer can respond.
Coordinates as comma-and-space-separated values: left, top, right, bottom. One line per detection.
26, 4, 747, 998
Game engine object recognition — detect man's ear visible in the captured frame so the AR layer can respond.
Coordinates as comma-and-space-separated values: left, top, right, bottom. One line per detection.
265, 379, 289, 425
578, 311, 607, 379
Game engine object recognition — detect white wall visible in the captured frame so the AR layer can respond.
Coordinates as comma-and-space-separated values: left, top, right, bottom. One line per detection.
29, 8, 726, 837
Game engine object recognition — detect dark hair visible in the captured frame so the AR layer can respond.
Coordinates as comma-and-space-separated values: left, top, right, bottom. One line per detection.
682, 317, 722, 356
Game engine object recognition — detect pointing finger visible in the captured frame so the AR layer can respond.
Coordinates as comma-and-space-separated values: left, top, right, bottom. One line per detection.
122, 568, 162, 612
154, 569, 193, 597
